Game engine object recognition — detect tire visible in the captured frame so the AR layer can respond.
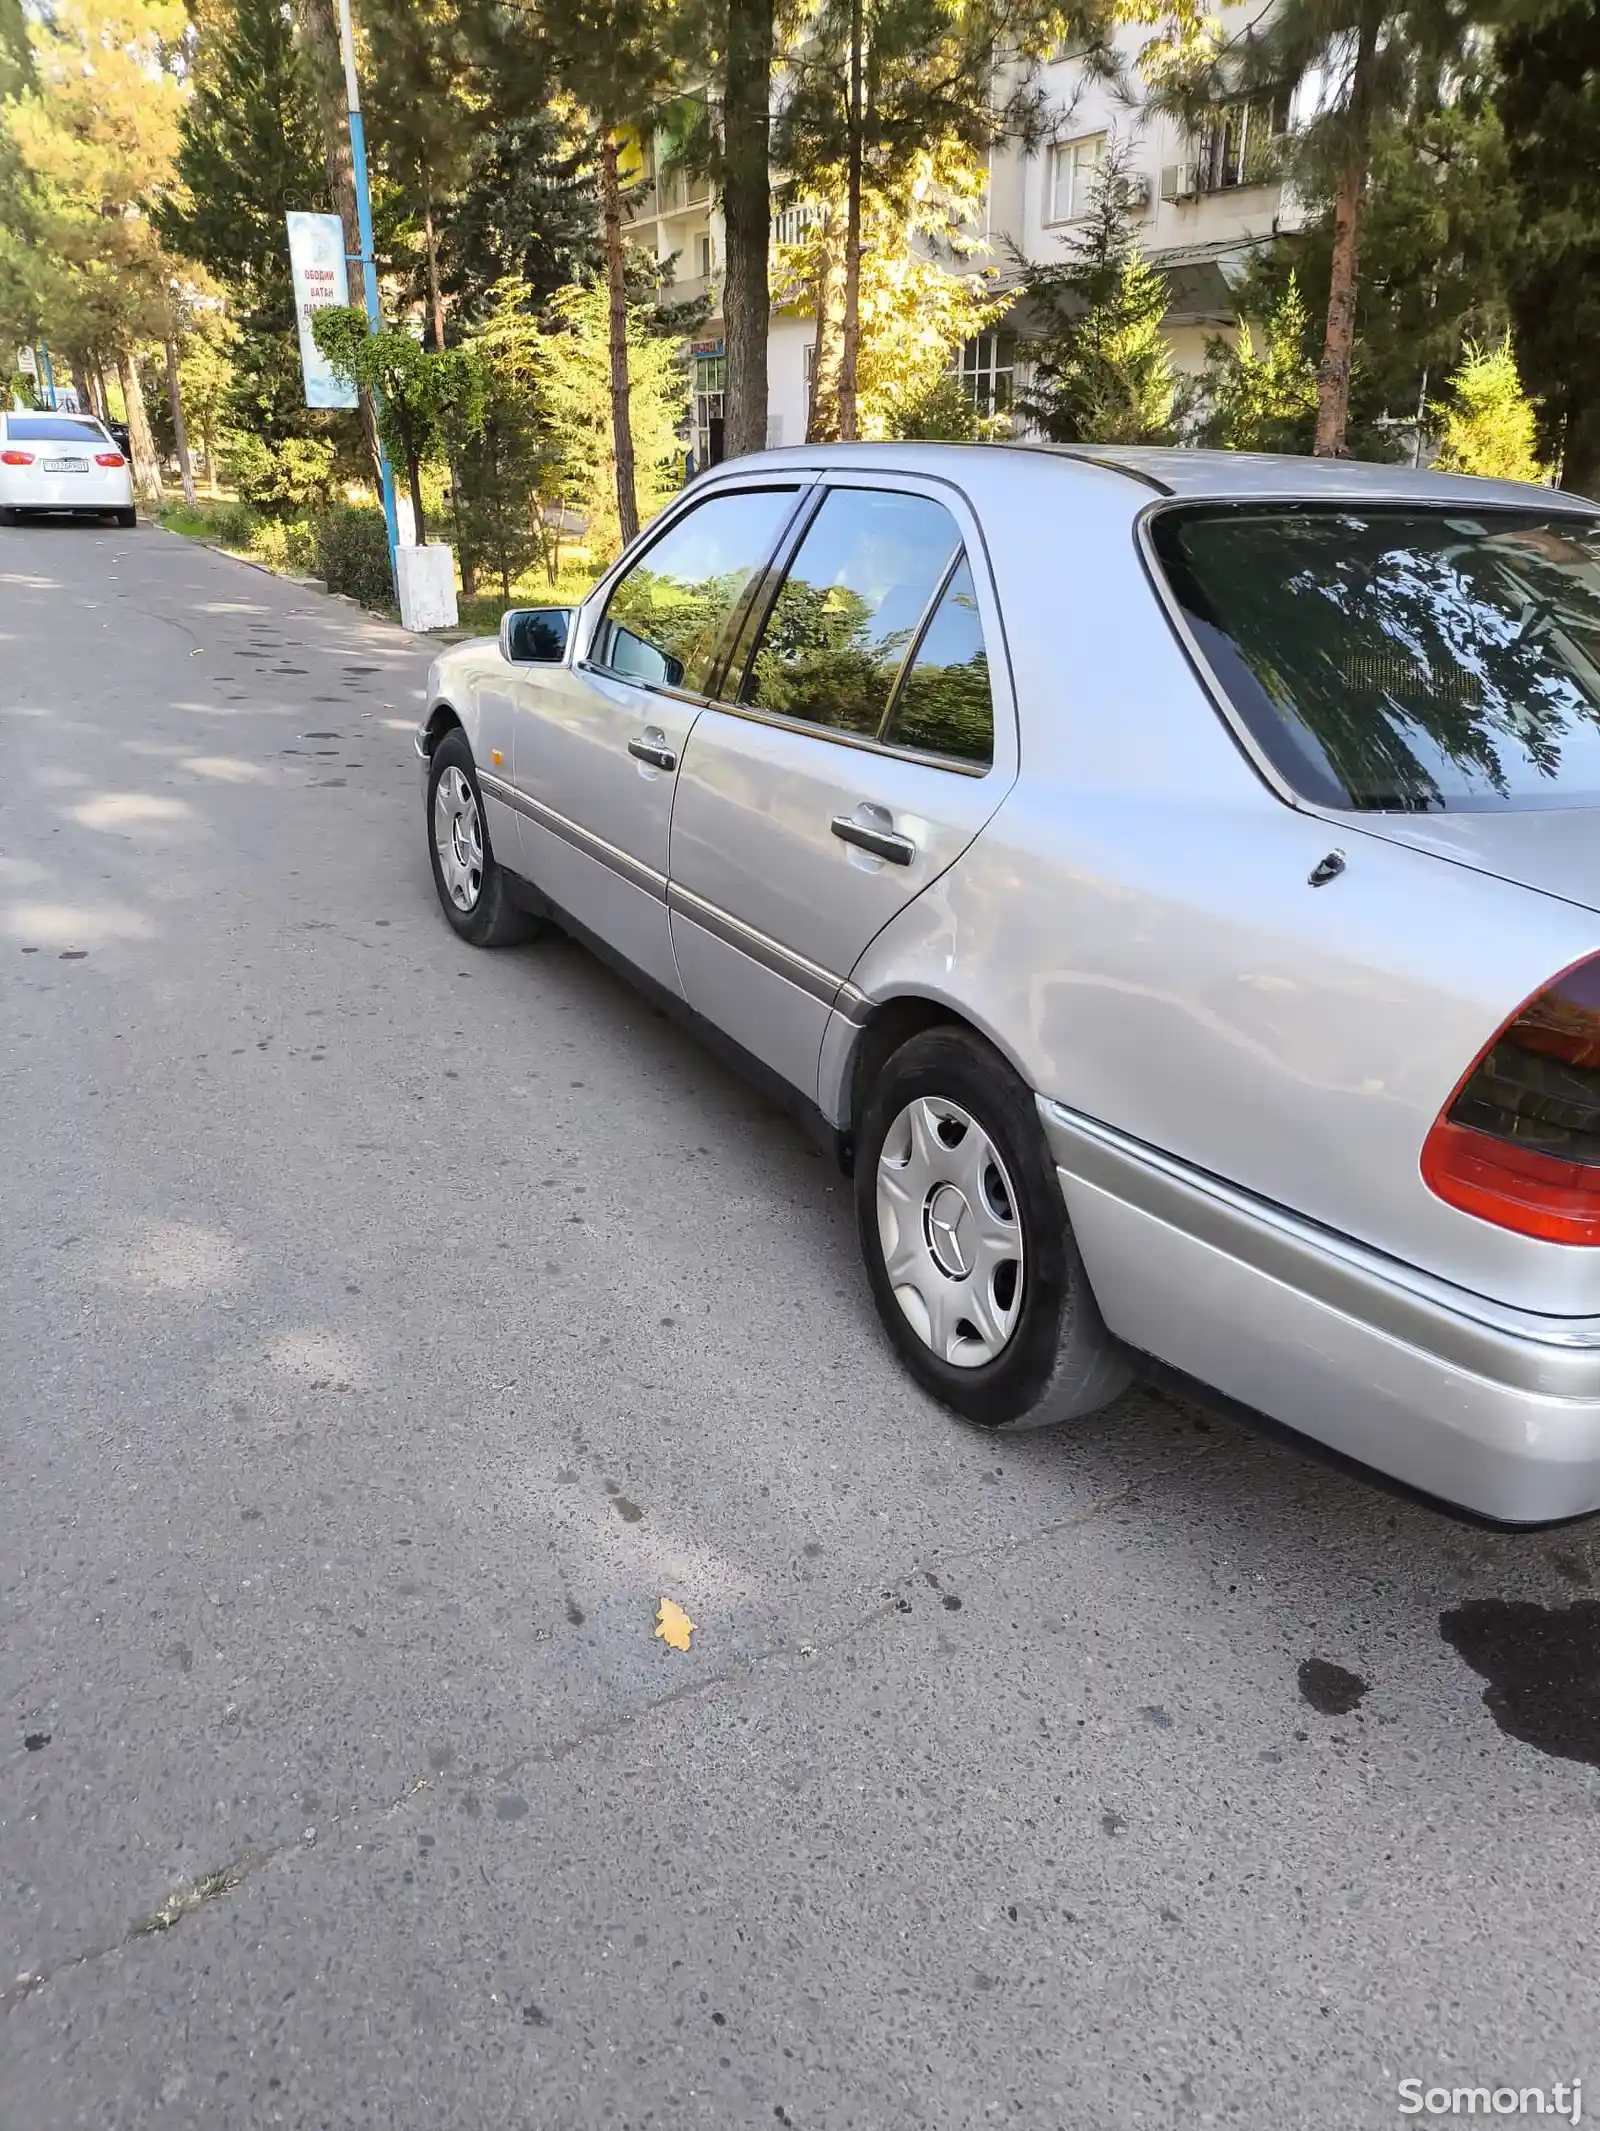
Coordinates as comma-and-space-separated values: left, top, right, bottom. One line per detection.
425, 728, 539, 948
115, 507, 136, 528
855, 1025, 1133, 1431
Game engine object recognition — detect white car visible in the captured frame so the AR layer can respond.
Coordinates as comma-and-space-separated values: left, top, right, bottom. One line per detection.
0, 409, 136, 526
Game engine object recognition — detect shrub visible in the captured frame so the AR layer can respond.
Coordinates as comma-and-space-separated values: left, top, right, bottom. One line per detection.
208, 500, 257, 549
225, 430, 339, 513
314, 503, 394, 609
249, 517, 316, 575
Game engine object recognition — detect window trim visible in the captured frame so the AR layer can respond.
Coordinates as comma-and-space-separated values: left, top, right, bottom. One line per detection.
725, 482, 987, 767
573, 466, 1016, 782
1044, 131, 1108, 226
576, 479, 812, 703
877, 546, 996, 770
1135, 493, 1600, 816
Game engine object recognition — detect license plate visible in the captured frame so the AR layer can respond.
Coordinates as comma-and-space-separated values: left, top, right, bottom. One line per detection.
43, 458, 88, 473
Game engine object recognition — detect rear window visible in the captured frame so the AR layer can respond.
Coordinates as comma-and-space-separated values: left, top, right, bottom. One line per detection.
1151, 503, 1600, 813
5, 415, 109, 444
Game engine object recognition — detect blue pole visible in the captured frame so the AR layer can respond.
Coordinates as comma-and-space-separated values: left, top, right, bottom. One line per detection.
335, 0, 400, 596
37, 346, 55, 409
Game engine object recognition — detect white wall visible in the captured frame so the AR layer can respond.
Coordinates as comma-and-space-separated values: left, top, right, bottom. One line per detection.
766, 315, 813, 448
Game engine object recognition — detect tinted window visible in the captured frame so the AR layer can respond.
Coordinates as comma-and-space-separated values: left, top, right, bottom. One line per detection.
1153, 505, 1600, 812
6, 416, 108, 444
884, 556, 993, 765
592, 488, 795, 694
742, 489, 962, 736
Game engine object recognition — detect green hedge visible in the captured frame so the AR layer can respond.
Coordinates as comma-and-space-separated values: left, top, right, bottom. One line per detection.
314, 504, 394, 610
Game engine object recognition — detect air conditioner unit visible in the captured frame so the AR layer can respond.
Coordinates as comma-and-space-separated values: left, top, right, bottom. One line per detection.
1121, 170, 1153, 213
1160, 161, 1200, 203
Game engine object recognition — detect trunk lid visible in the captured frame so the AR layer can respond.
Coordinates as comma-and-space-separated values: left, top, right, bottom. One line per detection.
1339, 808, 1600, 917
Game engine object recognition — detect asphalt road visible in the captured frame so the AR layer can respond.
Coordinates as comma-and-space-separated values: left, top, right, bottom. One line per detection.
4, 518, 1600, 2131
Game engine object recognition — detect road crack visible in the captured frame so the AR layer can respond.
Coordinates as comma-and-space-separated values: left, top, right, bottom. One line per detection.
4, 1439, 1212, 2013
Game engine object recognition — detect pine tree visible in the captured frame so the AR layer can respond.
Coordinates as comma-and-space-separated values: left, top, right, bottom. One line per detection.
1198, 270, 1318, 452
530, 277, 689, 561
772, 155, 1005, 442
1496, 0, 1600, 498
1220, 96, 1516, 464
1432, 338, 1545, 482
1013, 146, 1176, 446
154, 0, 337, 460
363, 0, 478, 348
522, 0, 687, 543
775, 0, 1079, 441
1157, 0, 1495, 456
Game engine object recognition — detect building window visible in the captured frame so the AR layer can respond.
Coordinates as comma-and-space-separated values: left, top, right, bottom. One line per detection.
693, 352, 726, 468
1045, 133, 1106, 223
1199, 94, 1288, 191
770, 199, 816, 248
954, 331, 1014, 421
697, 233, 713, 279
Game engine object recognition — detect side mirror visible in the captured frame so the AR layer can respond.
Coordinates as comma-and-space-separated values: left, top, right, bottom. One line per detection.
500, 608, 573, 664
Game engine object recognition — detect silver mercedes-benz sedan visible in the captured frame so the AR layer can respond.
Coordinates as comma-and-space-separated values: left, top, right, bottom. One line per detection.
417, 443, 1600, 1523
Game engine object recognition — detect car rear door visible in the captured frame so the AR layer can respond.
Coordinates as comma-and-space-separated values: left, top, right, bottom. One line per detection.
504, 480, 806, 998
666, 474, 1017, 1097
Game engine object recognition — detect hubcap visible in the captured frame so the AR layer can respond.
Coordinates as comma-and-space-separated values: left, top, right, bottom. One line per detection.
875, 1097, 1024, 1369
433, 766, 483, 912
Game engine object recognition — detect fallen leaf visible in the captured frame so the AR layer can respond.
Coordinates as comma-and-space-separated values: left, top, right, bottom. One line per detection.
654, 1596, 695, 1653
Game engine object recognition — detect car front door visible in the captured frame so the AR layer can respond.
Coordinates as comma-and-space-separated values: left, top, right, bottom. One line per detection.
502, 481, 805, 997
666, 476, 1017, 1095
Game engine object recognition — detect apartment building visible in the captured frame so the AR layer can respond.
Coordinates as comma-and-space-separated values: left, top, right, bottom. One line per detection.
624, 7, 1310, 463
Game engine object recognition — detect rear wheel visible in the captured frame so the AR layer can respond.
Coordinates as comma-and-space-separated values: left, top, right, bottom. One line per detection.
425, 728, 539, 948
114, 507, 136, 528
855, 1025, 1132, 1431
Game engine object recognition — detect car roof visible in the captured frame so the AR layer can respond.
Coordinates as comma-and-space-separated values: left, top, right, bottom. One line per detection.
734, 440, 1594, 515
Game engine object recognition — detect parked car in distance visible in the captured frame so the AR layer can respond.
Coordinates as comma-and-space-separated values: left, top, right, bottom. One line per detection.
0, 409, 135, 525
417, 442, 1600, 1524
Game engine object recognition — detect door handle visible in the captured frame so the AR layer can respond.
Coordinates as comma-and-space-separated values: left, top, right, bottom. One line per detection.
831, 813, 915, 865
628, 733, 677, 772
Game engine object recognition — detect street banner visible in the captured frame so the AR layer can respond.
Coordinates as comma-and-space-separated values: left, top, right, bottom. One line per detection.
285, 212, 358, 410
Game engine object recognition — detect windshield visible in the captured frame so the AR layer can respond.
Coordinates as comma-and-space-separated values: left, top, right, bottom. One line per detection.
1150, 503, 1600, 812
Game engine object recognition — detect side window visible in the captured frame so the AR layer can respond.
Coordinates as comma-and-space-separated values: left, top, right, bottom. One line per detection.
882, 556, 994, 766
741, 489, 962, 736
591, 487, 796, 695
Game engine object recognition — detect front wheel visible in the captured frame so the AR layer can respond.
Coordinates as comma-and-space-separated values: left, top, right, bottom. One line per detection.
855, 1026, 1133, 1431
425, 729, 539, 948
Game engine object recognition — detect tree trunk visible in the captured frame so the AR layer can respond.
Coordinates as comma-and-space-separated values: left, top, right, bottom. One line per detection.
293, 0, 385, 490
600, 130, 639, 546
721, 0, 773, 457
406, 451, 427, 546
423, 164, 447, 352
1560, 407, 1600, 502
91, 356, 111, 420
202, 419, 220, 496
164, 337, 197, 509
115, 351, 162, 504
806, 213, 845, 442
449, 450, 474, 592
837, 0, 865, 443
1313, 3, 1381, 458
70, 353, 95, 417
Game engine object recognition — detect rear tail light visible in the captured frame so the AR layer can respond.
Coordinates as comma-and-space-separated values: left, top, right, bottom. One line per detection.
1422, 952, 1600, 1244
95, 451, 125, 467
1, 449, 34, 465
